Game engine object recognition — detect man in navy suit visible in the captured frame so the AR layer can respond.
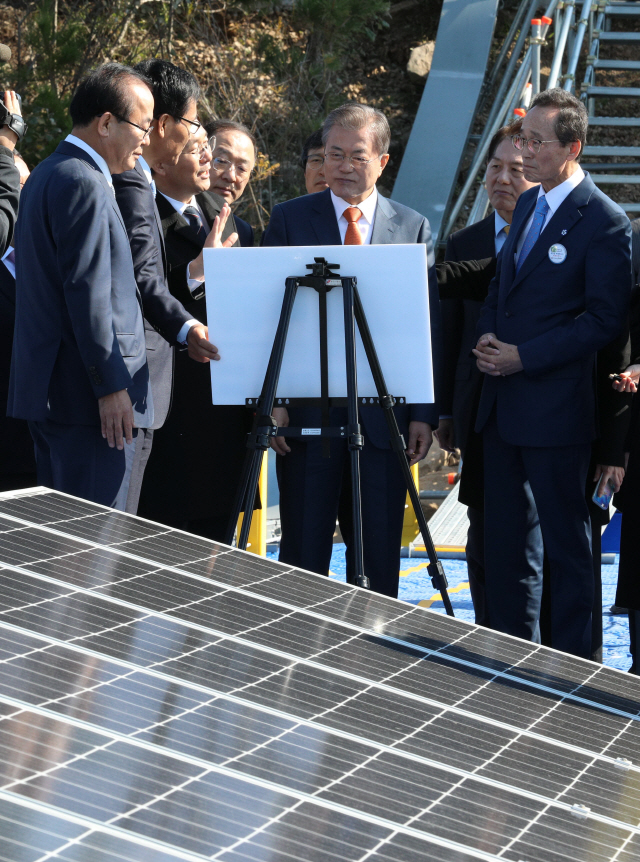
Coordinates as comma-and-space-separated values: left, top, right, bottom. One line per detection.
262, 102, 441, 598
9, 63, 156, 509
112, 59, 220, 514
474, 88, 631, 657
438, 121, 536, 625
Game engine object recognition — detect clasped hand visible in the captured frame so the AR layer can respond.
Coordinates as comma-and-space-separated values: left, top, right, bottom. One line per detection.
473, 333, 523, 376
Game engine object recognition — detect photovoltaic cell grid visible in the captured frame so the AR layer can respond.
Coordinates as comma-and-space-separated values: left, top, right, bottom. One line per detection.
0, 491, 639, 862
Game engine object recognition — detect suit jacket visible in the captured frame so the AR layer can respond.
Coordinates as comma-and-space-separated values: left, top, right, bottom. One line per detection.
8, 141, 151, 428
261, 187, 442, 446
234, 214, 254, 248
138, 189, 251, 523
112, 161, 192, 429
0, 261, 36, 478
442, 213, 495, 454
476, 174, 631, 448
0, 144, 19, 256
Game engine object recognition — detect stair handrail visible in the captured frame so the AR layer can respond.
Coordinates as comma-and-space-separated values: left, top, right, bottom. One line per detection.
442, 0, 560, 239
562, 0, 595, 91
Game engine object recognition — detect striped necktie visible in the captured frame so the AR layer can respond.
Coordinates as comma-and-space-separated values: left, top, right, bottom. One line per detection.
184, 205, 207, 242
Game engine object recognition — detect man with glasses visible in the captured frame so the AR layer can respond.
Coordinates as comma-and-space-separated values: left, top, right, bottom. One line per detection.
261, 101, 442, 599
473, 88, 632, 658
204, 119, 256, 247
8, 63, 156, 508
301, 129, 328, 195
137, 127, 250, 541
112, 59, 220, 514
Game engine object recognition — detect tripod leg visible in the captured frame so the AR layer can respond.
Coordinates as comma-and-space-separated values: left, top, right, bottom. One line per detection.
353, 286, 454, 616
342, 277, 369, 590
226, 278, 300, 550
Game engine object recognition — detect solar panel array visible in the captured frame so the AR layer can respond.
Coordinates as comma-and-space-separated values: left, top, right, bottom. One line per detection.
0, 487, 639, 862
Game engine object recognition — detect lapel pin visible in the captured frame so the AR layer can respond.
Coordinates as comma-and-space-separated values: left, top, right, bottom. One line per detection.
561, 229, 567, 235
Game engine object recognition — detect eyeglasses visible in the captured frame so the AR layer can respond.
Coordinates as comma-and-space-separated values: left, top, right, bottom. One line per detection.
109, 114, 154, 139
181, 141, 213, 160
306, 155, 324, 169
325, 151, 383, 169
180, 135, 216, 161
511, 134, 561, 154
211, 156, 252, 178
177, 116, 202, 133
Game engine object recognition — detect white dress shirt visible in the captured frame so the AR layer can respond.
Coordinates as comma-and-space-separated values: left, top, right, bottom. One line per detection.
65, 134, 113, 189
331, 188, 378, 245
137, 154, 156, 197
516, 165, 585, 258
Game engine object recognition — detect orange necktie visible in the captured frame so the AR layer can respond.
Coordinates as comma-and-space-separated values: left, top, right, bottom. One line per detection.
344, 207, 363, 245
503, 224, 510, 236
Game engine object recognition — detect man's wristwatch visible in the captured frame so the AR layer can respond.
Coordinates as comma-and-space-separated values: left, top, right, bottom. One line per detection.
0, 104, 27, 141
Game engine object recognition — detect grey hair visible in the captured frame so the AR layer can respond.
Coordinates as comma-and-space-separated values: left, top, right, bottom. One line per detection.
322, 103, 391, 156
529, 87, 588, 159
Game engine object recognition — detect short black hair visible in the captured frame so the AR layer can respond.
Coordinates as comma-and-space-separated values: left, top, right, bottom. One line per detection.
300, 129, 323, 169
486, 119, 523, 164
134, 59, 200, 120
529, 87, 588, 159
204, 118, 258, 158
70, 62, 152, 128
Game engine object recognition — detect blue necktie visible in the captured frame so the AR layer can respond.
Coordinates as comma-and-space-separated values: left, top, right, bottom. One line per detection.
516, 195, 549, 272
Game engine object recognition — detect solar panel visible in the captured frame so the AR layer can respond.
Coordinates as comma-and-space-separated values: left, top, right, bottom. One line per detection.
0, 487, 639, 862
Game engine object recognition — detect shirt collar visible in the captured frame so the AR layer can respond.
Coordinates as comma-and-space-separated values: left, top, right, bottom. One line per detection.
494, 211, 510, 236
537, 165, 585, 214
330, 187, 378, 224
158, 191, 196, 215
138, 155, 153, 186
65, 134, 112, 187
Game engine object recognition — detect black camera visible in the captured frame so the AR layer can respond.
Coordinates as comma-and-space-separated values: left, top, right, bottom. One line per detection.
0, 92, 27, 141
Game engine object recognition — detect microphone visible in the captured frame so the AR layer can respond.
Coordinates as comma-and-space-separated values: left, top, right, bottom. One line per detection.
0, 45, 11, 63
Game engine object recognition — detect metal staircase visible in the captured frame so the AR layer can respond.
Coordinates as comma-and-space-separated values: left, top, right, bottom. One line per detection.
437, 0, 640, 237
581, 1, 640, 216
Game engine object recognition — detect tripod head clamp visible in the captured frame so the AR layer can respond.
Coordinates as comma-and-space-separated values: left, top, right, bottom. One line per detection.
297, 257, 345, 292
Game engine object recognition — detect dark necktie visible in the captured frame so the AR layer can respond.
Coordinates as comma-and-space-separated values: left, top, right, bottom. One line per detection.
183, 205, 207, 242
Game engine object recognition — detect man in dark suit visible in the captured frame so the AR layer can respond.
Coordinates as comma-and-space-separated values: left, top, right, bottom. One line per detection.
437, 121, 535, 624
0, 151, 36, 491
474, 88, 631, 658
136, 127, 248, 540
204, 119, 256, 247
9, 63, 156, 508
262, 102, 441, 598
611, 218, 640, 671
0, 89, 23, 256
112, 59, 220, 515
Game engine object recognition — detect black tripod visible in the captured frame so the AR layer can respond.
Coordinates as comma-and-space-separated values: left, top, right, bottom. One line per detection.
225, 258, 453, 615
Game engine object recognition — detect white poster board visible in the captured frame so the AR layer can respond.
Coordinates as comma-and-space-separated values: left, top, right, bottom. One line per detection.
203, 244, 433, 406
